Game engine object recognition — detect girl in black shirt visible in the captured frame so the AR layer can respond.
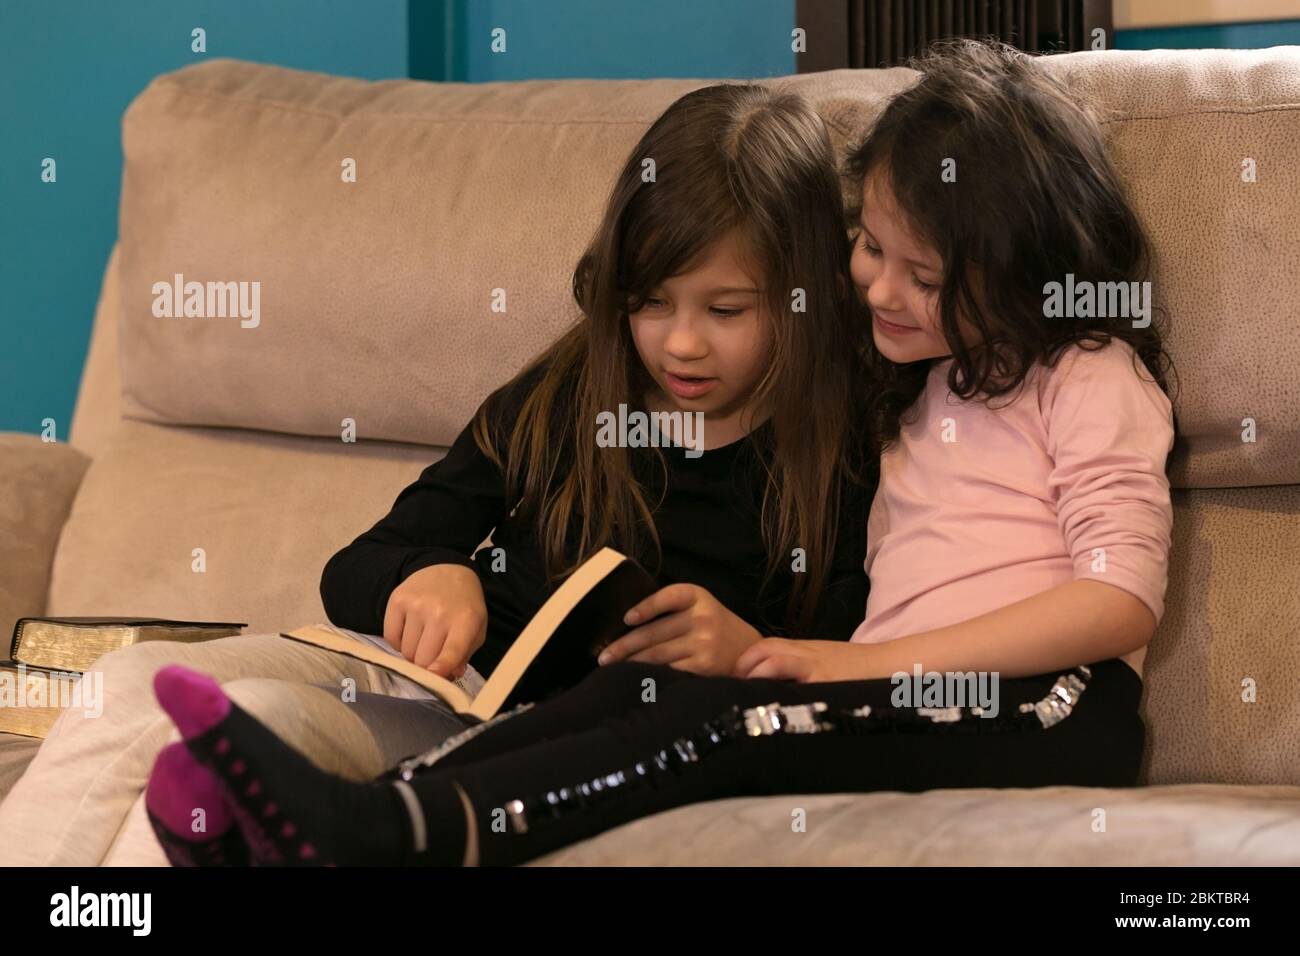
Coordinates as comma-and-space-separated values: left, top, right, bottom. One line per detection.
317, 80, 876, 691
319, 358, 873, 691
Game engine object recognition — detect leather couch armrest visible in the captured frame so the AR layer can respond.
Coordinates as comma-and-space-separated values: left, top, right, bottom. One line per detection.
0, 433, 91, 643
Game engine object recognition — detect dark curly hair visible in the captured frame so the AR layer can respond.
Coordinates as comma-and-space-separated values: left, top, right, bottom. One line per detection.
844, 39, 1179, 451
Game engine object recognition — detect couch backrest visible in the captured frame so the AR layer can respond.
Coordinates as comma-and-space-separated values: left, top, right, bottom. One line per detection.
59, 50, 1300, 785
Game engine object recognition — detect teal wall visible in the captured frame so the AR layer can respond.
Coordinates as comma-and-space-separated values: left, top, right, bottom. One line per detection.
1116, 19, 1300, 49
430, 0, 794, 81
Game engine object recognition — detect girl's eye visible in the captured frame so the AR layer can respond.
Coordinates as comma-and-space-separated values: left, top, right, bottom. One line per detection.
858, 234, 881, 256
644, 297, 666, 309
710, 307, 742, 317
912, 275, 939, 292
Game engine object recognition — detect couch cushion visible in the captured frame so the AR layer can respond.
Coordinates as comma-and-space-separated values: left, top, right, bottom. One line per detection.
68, 244, 123, 461
530, 783, 1300, 865
0, 735, 42, 804
115, 63, 722, 451
1143, 485, 1300, 786
0, 434, 90, 642
45, 419, 439, 634
111, 50, 1300, 487
1035, 50, 1300, 489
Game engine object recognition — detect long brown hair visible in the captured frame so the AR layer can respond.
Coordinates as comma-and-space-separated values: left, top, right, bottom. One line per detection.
473, 83, 873, 634
844, 40, 1179, 449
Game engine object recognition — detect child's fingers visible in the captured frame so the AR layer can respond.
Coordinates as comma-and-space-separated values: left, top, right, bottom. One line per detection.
742, 654, 809, 682
623, 584, 696, 626
382, 603, 405, 652
733, 639, 781, 677
430, 614, 484, 677
624, 636, 695, 668
412, 621, 447, 669
734, 639, 805, 679
401, 613, 428, 662
599, 611, 689, 664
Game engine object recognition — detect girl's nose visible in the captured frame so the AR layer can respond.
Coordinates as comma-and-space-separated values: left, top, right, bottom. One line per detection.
664, 315, 709, 359
865, 268, 906, 315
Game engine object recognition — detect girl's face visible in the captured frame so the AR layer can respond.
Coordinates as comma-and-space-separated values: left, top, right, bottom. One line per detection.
628, 229, 771, 444
849, 172, 953, 364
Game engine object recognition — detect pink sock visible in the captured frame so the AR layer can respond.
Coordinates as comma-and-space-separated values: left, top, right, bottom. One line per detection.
146, 742, 248, 866
153, 664, 231, 740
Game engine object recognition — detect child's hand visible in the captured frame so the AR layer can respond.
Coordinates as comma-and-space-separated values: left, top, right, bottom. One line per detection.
383, 564, 487, 679
733, 638, 873, 683
598, 584, 762, 676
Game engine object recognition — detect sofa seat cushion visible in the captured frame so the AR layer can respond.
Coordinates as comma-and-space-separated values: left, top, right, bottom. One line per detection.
531, 783, 1300, 865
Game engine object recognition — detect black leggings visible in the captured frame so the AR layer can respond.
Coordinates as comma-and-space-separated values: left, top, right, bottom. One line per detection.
389, 658, 1144, 865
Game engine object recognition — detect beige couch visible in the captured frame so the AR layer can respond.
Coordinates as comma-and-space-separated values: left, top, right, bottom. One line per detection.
3, 49, 1300, 865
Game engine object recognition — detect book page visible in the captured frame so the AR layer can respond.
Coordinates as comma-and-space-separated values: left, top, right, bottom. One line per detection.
316, 623, 487, 701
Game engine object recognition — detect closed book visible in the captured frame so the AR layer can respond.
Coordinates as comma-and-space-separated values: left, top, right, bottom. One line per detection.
11, 617, 247, 673
0, 661, 100, 739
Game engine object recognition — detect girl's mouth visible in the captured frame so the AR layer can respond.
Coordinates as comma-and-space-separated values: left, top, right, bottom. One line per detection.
874, 312, 921, 336
664, 371, 718, 399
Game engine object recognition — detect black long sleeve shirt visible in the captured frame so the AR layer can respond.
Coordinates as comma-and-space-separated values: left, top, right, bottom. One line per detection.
320, 370, 874, 685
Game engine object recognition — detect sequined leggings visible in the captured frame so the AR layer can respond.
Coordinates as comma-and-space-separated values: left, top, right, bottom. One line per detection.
384, 657, 1144, 865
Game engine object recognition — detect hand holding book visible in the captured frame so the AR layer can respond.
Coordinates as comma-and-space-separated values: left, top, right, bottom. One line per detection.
597, 583, 763, 677
284, 547, 659, 721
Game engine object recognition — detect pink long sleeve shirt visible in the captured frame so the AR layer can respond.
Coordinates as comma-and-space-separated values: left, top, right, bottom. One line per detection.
849, 339, 1175, 678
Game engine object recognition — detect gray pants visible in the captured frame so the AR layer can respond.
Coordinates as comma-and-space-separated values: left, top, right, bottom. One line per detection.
0, 632, 471, 866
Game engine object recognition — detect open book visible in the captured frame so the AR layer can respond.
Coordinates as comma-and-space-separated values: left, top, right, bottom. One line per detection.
280, 547, 657, 722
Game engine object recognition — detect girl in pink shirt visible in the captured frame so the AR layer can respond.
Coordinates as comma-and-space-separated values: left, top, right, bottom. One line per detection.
142, 41, 1175, 866
739, 45, 1178, 686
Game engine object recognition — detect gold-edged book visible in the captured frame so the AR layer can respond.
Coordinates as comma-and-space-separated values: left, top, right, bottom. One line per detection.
281, 546, 658, 722
11, 617, 247, 673
0, 661, 93, 738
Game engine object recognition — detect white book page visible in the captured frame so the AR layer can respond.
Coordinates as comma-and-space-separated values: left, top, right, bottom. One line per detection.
316, 623, 487, 701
